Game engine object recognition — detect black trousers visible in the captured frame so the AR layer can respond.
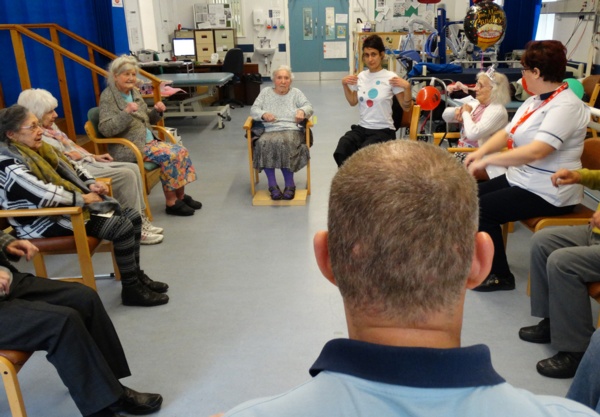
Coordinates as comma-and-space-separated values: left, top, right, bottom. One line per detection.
478, 175, 575, 277
0, 273, 129, 416
333, 125, 396, 167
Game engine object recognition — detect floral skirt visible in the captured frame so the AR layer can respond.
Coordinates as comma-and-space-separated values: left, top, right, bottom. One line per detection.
252, 130, 309, 173
144, 140, 197, 191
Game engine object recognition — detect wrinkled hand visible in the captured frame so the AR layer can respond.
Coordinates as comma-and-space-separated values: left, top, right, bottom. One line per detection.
464, 150, 486, 176
0, 270, 10, 296
295, 109, 305, 124
342, 74, 358, 87
591, 210, 600, 229
124, 102, 139, 114
89, 181, 109, 196
5, 239, 38, 261
82, 192, 103, 204
94, 153, 113, 163
262, 113, 276, 122
455, 104, 472, 123
154, 102, 166, 113
551, 168, 581, 187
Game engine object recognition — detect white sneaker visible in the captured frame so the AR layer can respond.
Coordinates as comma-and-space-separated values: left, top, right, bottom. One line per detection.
142, 215, 164, 235
141, 231, 164, 245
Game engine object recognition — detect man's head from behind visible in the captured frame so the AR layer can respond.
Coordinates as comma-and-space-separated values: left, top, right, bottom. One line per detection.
315, 141, 491, 328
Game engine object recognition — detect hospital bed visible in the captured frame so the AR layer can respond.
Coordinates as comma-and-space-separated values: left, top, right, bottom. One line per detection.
152, 72, 234, 129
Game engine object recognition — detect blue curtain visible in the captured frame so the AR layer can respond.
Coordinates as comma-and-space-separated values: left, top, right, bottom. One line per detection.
0, 0, 128, 133
499, 0, 543, 59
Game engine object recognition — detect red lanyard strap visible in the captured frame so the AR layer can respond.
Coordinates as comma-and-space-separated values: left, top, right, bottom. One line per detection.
509, 83, 568, 136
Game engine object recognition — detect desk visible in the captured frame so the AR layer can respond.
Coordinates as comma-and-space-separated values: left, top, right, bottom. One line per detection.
157, 72, 233, 128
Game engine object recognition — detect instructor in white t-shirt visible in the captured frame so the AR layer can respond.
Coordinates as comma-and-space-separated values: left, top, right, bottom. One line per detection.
464, 40, 590, 292
333, 34, 412, 167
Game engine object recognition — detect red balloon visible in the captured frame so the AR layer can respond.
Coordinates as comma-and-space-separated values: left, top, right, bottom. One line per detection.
416, 86, 441, 111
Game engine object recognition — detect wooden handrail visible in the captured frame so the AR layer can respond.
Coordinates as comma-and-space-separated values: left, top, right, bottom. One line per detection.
0, 23, 164, 138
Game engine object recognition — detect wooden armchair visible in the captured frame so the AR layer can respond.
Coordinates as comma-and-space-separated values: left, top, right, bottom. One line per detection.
0, 350, 31, 417
0, 178, 119, 291
85, 107, 177, 221
243, 117, 314, 206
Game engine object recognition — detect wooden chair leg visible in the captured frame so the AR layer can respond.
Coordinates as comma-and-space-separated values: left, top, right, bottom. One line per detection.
0, 357, 28, 417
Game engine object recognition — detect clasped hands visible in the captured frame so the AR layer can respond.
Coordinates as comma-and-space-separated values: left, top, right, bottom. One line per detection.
262, 109, 305, 124
124, 102, 166, 114
83, 181, 109, 204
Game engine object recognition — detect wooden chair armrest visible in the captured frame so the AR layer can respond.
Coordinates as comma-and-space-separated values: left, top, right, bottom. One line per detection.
243, 116, 253, 131
0, 206, 83, 218
95, 177, 113, 196
87, 135, 147, 176
447, 147, 477, 153
152, 125, 177, 143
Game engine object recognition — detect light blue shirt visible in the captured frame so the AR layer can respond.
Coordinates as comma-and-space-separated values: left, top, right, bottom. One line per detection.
224, 339, 599, 417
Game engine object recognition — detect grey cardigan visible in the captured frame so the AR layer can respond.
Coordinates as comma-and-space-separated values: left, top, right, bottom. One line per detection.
98, 84, 162, 162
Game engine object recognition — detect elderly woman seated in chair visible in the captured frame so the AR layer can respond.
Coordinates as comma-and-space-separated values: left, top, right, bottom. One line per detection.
0, 105, 169, 307
250, 65, 313, 200
17, 88, 164, 245
442, 67, 511, 181
99, 54, 201, 217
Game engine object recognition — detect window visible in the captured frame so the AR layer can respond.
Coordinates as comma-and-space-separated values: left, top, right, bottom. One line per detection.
536, 0, 557, 40
209, 0, 244, 37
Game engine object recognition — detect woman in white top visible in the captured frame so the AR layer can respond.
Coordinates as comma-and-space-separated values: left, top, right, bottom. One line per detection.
333, 34, 412, 167
442, 68, 510, 180
465, 40, 590, 292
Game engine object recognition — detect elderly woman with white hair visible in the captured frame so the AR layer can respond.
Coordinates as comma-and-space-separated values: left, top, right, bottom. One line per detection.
250, 65, 313, 200
442, 68, 511, 180
17, 88, 164, 244
99, 55, 200, 217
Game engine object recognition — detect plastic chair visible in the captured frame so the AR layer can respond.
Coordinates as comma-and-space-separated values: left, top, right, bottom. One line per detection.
85, 107, 177, 221
243, 117, 313, 206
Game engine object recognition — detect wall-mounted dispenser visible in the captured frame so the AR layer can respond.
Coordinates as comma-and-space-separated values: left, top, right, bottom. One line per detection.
253, 9, 265, 25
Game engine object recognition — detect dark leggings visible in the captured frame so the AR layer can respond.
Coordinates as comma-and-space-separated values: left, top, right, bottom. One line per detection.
334, 125, 396, 167
479, 175, 575, 276
85, 207, 142, 285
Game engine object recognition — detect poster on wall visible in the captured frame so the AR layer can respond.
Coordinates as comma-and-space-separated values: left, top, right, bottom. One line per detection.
112, 0, 123, 7
324, 41, 347, 59
375, 0, 435, 32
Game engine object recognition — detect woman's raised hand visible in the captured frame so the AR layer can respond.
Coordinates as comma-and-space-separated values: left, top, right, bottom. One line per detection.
124, 102, 139, 114
342, 75, 358, 87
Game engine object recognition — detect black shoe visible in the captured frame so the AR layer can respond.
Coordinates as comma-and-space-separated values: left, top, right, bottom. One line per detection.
138, 270, 169, 294
536, 351, 584, 379
110, 386, 163, 415
86, 408, 125, 417
472, 273, 515, 292
122, 282, 169, 307
165, 200, 195, 216
182, 194, 202, 210
519, 318, 551, 344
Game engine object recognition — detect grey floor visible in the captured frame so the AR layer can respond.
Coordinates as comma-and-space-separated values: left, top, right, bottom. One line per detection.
3, 80, 598, 417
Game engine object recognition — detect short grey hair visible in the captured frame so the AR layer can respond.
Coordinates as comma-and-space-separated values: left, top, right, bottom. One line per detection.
17, 88, 58, 121
0, 105, 31, 143
271, 64, 293, 80
107, 54, 139, 87
327, 141, 479, 325
477, 71, 511, 105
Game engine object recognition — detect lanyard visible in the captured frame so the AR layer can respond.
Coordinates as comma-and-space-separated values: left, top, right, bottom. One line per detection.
508, 83, 568, 145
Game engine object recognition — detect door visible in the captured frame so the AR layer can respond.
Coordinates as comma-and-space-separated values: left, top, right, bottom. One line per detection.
288, 0, 349, 80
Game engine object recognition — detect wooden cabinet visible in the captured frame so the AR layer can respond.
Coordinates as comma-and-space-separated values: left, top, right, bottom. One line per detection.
213, 29, 235, 60
193, 29, 235, 62
195, 30, 215, 62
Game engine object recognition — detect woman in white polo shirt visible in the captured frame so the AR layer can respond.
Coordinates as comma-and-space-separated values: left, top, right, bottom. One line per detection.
333, 34, 413, 167
465, 40, 590, 292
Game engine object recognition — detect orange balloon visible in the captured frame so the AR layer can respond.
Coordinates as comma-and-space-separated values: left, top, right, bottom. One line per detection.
416, 86, 441, 111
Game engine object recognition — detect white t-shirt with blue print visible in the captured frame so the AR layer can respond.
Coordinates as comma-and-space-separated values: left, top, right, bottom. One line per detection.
355, 69, 403, 130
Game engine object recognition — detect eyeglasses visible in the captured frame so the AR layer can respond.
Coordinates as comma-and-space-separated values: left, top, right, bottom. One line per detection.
19, 122, 41, 132
521, 67, 532, 75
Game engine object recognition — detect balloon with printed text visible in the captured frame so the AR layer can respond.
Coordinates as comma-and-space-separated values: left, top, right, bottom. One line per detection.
416, 86, 441, 111
463, 1, 507, 51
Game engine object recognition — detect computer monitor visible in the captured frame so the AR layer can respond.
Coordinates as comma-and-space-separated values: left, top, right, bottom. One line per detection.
172, 38, 196, 61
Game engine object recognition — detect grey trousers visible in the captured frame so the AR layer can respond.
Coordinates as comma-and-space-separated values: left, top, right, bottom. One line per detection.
530, 225, 600, 352
83, 160, 146, 214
